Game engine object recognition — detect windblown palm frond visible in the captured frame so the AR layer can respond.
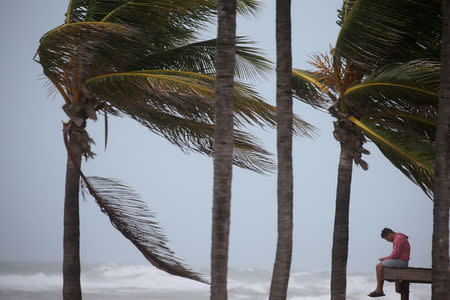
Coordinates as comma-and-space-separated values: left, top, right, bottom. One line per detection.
37, 29, 272, 103
38, 0, 314, 176
62, 121, 206, 283
83, 70, 312, 134
344, 60, 440, 120
108, 104, 277, 172
334, 0, 442, 73
83, 71, 271, 125
336, 0, 357, 27
66, 0, 260, 25
67, 0, 216, 27
83, 70, 313, 172
349, 116, 434, 197
292, 49, 437, 196
82, 176, 208, 283
236, 0, 260, 15
292, 68, 335, 108
36, 22, 149, 98
137, 37, 272, 81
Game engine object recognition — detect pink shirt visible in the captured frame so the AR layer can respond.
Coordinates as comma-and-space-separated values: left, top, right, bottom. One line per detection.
384, 233, 410, 261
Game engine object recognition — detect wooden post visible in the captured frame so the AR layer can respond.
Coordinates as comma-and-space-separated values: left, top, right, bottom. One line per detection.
395, 281, 410, 300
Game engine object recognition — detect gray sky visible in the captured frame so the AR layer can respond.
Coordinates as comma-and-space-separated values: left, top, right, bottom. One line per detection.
0, 0, 433, 273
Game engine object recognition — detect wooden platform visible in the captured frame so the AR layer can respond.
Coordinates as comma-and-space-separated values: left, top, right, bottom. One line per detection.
383, 267, 432, 300
383, 267, 432, 283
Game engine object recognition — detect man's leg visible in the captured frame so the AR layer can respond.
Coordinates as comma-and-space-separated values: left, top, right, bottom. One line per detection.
375, 262, 384, 293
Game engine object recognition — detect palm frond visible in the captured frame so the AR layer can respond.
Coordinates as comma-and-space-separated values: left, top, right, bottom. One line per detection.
84, 70, 313, 135
115, 105, 275, 172
81, 176, 208, 283
334, 0, 442, 73
98, 1, 219, 45
84, 71, 257, 126
336, 0, 357, 27
64, 1, 214, 48
66, 0, 260, 26
84, 71, 216, 123
291, 69, 334, 109
61, 121, 206, 282
350, 116, 434, 198
236, 0, 260, 15
233, 38, 272, 80
36, 22, 149, 94
308, 52, 339, 92
68, 0, 213, 23
232, 130, 274, 173
344, 60, 439, 120
130, 37, 272, 81
65, 0, 90, 23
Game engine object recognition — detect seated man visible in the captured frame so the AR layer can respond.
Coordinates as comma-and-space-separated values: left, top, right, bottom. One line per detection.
368, 227, 410, 297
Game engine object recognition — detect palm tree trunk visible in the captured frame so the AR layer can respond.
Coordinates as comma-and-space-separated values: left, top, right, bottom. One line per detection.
63, 125, 83, 300
330, 143, 353, 300
432, 0, 450, 298
269, 1, 293, 299
210, 1, 236, 299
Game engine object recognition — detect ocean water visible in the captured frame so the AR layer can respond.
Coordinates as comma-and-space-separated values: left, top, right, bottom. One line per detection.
0, 263, 431, 299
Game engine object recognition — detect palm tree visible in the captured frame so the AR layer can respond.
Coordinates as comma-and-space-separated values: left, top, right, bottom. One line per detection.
432, 1, 450, 298
210, 0, 237, 299
268, 0, 294, 299
292, 1, 442, 298
35, 1, 306, 299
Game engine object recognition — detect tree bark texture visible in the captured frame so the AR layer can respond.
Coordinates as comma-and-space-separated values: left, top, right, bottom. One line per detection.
210, 1, 236, 299
432, 1, 450, 299
63, 125, 83, 300
330, 144, 354, 300
269, 1, 293, 299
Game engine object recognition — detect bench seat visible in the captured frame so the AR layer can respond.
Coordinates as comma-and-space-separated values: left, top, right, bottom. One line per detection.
383, 267, 432, 284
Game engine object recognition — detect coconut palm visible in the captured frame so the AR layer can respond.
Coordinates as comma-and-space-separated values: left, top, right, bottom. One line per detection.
292, 1, 441, 298
432, 1, 450, 299
268, 0, 294, 300
35, 1, 315, 299
210, 0, 237, 299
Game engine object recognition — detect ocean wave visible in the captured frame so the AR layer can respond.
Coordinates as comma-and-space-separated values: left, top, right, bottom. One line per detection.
0, 272, 61, 291
83, 265, 207, 294
0, 263, 431, 299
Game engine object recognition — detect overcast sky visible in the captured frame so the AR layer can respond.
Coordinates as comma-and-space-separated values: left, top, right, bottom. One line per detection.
0, 0, 433, 273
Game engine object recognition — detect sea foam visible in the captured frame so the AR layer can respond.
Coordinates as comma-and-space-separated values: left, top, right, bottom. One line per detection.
0, 263, 431, 299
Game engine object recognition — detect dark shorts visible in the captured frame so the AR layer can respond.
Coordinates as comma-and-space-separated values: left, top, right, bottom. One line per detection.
382, 259, 408, 268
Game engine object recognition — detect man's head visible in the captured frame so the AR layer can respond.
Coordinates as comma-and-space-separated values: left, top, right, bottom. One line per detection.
381, 227, 396, 242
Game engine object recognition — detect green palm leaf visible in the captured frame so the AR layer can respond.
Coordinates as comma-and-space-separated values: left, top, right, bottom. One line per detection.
334, 0, 441, 73
81, 70, 278, 172
344, 60, 439, 119
38, 0, 299, 176
349, 116, 434, 198
83, 70, 312, 134
336, 0, 357, 27
132, 37, 272, 81
110, 102, 275, 172
37, 24, 271, 99
67, 0, 215, 25
291, 68, 335, 108
291, 57, 437, 196
36, 22, 149, 93
67, 0, 260, 24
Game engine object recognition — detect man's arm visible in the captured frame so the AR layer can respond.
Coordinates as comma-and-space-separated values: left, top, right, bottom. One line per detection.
383, 237, 403, 260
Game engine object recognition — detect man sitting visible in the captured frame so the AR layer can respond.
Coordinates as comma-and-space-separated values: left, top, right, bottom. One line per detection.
368, 227, 410, 297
